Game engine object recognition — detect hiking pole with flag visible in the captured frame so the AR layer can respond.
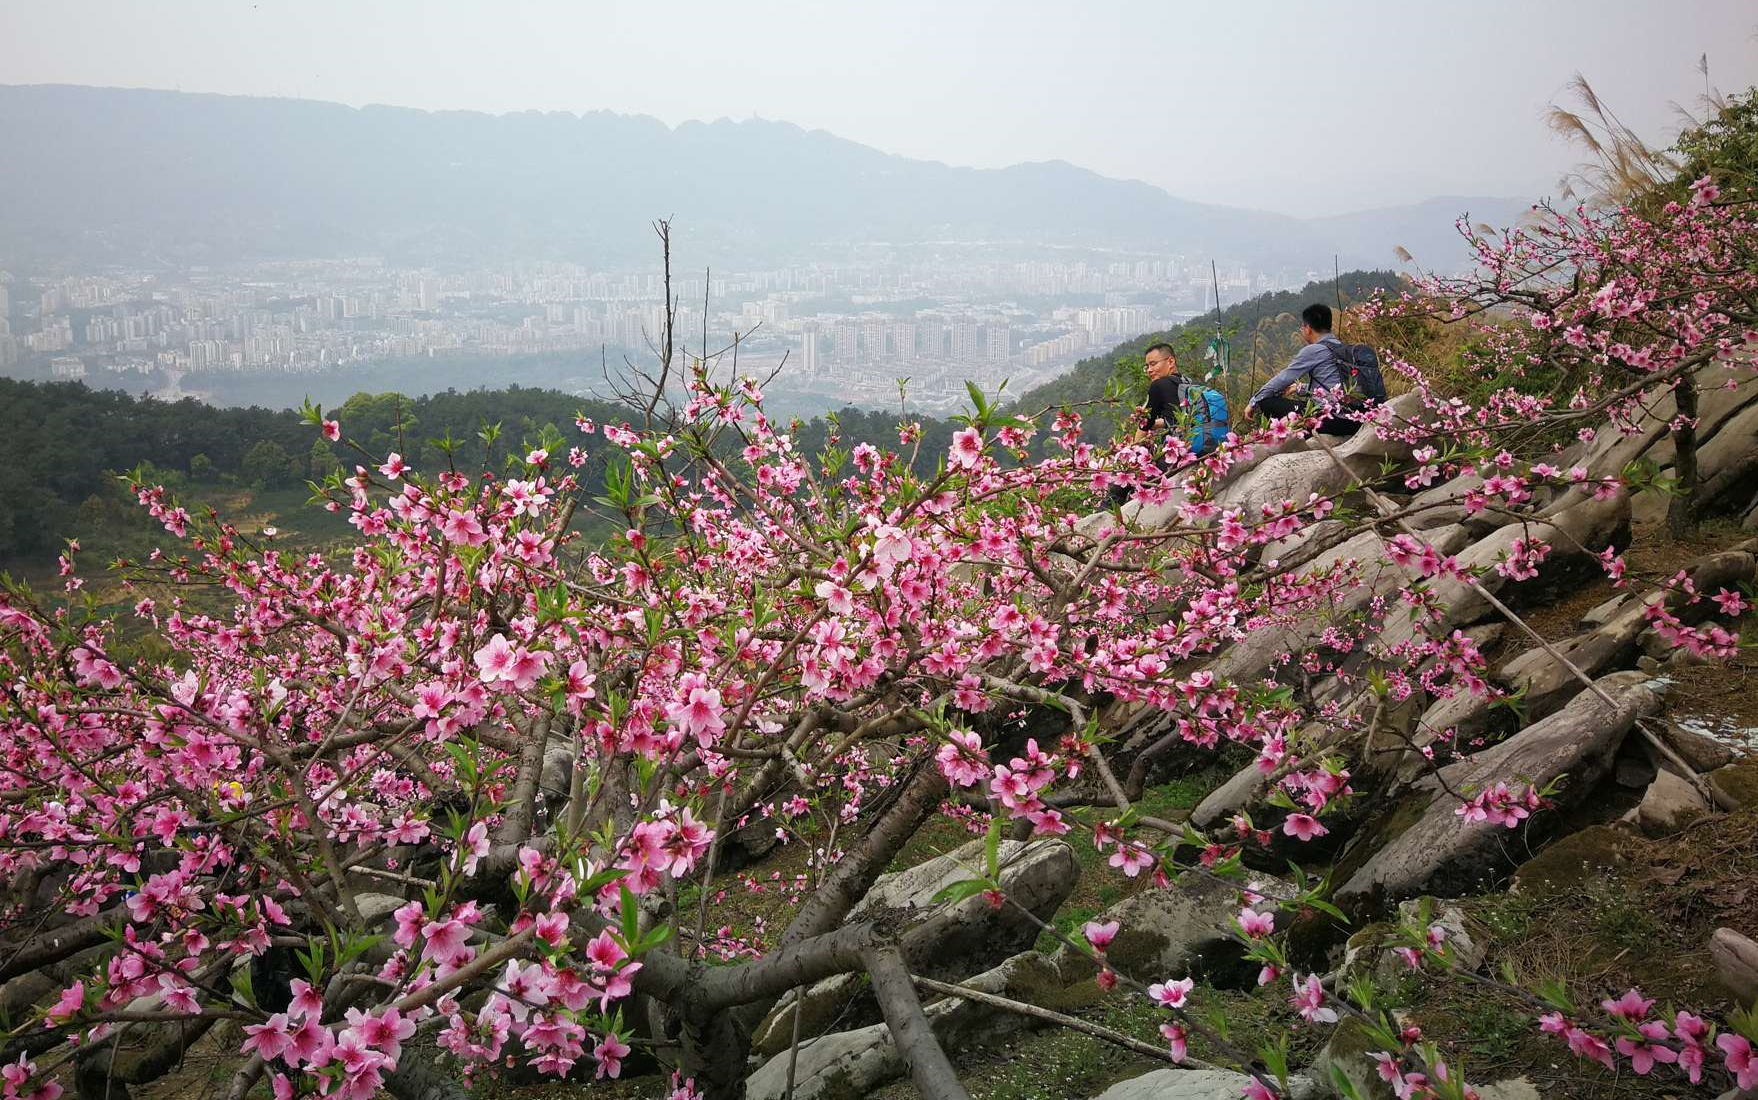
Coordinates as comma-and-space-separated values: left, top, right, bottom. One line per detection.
1204, 260, 1229, 383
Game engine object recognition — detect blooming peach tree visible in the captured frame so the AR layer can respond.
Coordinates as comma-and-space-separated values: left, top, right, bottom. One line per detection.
1385, 173, 1758, 537
1, 193, 1755, 1100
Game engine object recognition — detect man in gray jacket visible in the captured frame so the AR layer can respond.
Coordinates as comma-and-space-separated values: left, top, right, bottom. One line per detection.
1246, 303, 1347, 424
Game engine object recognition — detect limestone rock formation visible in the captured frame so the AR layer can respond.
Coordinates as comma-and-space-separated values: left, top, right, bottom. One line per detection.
1338, 672, 1665, 904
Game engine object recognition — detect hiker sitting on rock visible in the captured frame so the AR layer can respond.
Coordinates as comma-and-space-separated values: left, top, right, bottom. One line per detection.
1109, 342, 1232, 506
1139, 341, 1185, 440
1139, 342, 1230, 455
1245, 302, 1359, 436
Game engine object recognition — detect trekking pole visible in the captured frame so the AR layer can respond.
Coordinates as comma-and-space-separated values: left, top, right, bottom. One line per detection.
1209, 260, 1224, 334
1248, 328, 1260, 407
1209, 259, 1226, 383
1333, 254, 1343, 333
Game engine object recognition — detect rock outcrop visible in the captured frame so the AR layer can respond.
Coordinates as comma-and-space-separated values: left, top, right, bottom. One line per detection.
1339, 672, 1665, 904
1091, 1069, 1319, 1100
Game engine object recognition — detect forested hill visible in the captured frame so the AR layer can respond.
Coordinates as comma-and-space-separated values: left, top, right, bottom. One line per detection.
1005, 270, 1408, 434
0, 380, 961, 568
0, 382, 623, 563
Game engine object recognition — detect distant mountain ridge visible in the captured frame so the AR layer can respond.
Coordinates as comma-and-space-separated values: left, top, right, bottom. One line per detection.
0, 84, 1526, 270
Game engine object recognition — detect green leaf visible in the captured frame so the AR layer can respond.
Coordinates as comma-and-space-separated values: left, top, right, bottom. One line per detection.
1328, 1065, 1367, 1100
229, 966, 256, 1009
985, 817, 1001, 880
931, 879, 991, 906
619, 883, 640, 945
965, 380, 990, 419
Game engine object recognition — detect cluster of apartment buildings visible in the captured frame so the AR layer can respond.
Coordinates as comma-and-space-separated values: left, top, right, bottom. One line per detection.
0, 253, 1316, 408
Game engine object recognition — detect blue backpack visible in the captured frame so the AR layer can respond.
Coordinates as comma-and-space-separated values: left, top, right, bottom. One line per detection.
1176, 382, 1230, 455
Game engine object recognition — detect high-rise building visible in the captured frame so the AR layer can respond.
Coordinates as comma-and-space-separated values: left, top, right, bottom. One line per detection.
800, 321, 821, 375
418, 278, 439, 311
985, 324, 1010, 362
833, 319, 859, 363
0, 283, 10, 322
888, 321, 916, 360
861, 317, 887, 361
950, 320, 979, 362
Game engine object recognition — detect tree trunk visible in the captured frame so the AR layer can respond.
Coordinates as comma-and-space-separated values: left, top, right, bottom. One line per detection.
382, 1049, 476, 1100
862, 944, 972, 1100
1666, 371, 1700, 538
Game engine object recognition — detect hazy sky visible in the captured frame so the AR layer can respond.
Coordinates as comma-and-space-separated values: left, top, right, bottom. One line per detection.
4, 0, 1756, 216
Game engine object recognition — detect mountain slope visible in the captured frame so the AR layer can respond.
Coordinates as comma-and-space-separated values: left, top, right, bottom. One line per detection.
0, 84, 1338, 266
1309, 195, 1538, 271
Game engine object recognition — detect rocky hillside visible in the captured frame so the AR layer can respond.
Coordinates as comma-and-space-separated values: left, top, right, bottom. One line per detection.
707, 366, 1758, 1100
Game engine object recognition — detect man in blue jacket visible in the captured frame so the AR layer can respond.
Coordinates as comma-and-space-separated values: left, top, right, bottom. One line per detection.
1246, 303, 1349, 426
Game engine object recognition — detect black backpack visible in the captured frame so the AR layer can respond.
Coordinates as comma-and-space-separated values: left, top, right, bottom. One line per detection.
1327, 342, 1388, 403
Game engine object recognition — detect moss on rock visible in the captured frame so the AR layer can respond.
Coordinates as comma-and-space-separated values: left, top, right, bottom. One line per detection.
1709, 757, 1758, 809
1507, 824, 1633, 898
1310, 1016, 1397, 1100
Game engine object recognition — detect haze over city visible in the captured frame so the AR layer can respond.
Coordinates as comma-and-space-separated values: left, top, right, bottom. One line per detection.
2, 1, 1757, 416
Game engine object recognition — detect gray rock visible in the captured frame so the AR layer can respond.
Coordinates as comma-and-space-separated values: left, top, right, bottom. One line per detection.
1403, 899, 1484, 972
744, 1019, 897, 1100
1476, 1079, 1542, 1100
1634, 398, 1758, 523
717, 818, 782, 866
1309, 1016, 1397, 1100
1216, 450, 1353, 523
1189, 754, 1282, 830
539, 743, 575, 798
1571, 366, 1757, 488
749, 973, 868, 1056
1092, 1069, 1318, 1100
918, 949, 1075, 1049
1710, 927, 1758, 1005
1212, 525, 1471, 691
353, 892, 407, 924
1626, 553, 1757, 663
1339, 671, 1665, 904
851, 837, 1061, 921
1377, 491, 1630, 656
1659, 719, 1740, 773
1055, 871, 1293, 984
1498, 595, 1651, 725
1580, 591, 1631, 628
1330, 392, 1428, 470
1337, 898, 1485, 989
1626, 767, 1711, 835
1408, 471, 1497, 534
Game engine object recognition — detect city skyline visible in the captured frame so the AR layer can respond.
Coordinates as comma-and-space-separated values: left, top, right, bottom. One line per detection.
1, 249, 1312, 414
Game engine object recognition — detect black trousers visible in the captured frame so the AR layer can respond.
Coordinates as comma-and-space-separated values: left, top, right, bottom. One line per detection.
1256, 394, 1361, 437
